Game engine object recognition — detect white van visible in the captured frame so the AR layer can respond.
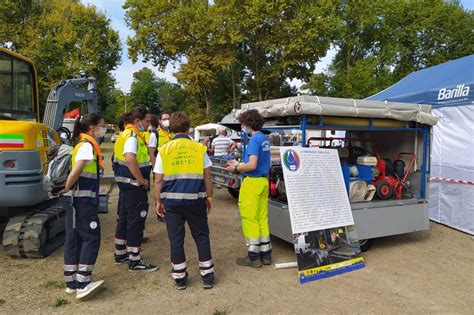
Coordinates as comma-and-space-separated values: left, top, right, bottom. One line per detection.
294, 234, 310, 254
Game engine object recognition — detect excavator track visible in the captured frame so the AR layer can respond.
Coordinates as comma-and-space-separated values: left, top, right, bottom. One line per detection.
3, 213, 32, 258
2, 204, 66, 258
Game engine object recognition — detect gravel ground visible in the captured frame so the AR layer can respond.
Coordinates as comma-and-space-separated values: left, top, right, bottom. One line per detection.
0, 143, 472, 314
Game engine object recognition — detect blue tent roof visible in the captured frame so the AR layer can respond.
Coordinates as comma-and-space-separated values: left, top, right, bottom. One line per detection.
368, 54, 474, 108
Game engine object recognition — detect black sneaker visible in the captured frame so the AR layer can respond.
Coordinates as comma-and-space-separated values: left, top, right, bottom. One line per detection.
114, 254, 128, 265
202, 273, 215, 289
128, 259, 159, 272
175, 273, 188, 290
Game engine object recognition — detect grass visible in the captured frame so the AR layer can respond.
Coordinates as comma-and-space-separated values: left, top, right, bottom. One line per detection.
53, 298, 69, 308
0, 299, 5, 306
97, 286, 108, 295
42, 280, 65, 289
213, 309, 228, 315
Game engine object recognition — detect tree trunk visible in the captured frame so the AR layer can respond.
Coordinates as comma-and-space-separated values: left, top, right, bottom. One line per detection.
254, 54, 262, 101
204, 89, 211, 118
231, 65, 237, 109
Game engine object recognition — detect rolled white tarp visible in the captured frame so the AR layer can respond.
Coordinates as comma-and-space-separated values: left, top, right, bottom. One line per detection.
274, 262, 298, 270
237, 95, 438, 126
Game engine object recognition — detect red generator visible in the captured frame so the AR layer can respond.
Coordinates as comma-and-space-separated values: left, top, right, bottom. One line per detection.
373, 152, 416, 200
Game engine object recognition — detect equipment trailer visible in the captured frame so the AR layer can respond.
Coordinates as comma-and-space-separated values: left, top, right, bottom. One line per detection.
236, 96, 437, 250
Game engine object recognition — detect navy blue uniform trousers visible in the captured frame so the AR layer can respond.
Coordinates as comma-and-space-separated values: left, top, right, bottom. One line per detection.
114, 186, 148, 263
63, 197, 101, 289
165, 202, 213, 278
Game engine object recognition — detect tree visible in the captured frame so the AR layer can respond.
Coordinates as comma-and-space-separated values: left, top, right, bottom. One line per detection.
103, 88, 130, 125
125, 1, 238, 118
130, 67, 160, 112
303, 0, 474, 98
0, 0, 121, 113
226, 0, 337, 102
124, 0, 338, 119
156, 78, 189, 113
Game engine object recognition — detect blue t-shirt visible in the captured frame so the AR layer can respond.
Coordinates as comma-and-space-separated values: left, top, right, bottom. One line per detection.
244, 131, 271, 177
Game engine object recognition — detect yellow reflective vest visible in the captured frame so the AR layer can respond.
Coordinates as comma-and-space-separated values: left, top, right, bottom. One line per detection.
69, 140, 99, 201
158, 128, 173, 148
159, 134, 207, 206
113, 128, 151, 188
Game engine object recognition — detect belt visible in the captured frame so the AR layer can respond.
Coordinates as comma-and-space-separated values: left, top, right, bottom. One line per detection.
115, 176, 140, 187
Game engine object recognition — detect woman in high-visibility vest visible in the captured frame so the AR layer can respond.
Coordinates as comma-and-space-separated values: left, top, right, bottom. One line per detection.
60, 113, 106, 300
226, 109, 272, 268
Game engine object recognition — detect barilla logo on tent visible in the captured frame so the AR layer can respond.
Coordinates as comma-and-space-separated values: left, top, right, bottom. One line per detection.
437, 84, 470, 101
0, 134, 25, 148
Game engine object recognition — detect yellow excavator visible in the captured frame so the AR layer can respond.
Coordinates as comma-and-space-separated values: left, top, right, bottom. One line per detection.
0, 47, 100, 258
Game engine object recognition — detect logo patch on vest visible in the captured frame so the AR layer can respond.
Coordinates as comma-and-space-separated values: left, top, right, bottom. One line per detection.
140, 210, 147, 218
90, 221, 98, 229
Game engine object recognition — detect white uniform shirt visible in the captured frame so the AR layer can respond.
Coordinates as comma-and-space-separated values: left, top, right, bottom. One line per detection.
123, 137, 138, 155
148, 132, 158, 148
75, 142, 94, 165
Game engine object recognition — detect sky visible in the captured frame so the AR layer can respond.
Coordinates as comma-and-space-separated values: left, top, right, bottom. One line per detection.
82, 0, 473, 93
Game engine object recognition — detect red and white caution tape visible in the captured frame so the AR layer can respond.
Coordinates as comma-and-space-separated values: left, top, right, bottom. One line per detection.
431, 177, 474, 186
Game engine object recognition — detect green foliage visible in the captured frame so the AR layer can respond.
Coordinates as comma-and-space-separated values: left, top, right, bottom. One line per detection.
213, 309, 228, 315
129, 67, 191, 116
303, 0, 474, 98
0, 0, 121, 114
103, 88, 131, 125
124, 0, 337, 119
96, 286, 108, 295
130, 67, 160, 112
53, 298, 69, 307
0, 298, 5, 306
156, 78, 189, 113
41, 280, 66, 289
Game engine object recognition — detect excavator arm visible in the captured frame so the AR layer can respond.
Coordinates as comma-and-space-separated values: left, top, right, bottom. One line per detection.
42, 78, 98, 131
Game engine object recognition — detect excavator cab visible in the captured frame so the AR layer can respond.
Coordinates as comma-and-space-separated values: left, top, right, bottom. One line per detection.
0, 48, 102, 258
0, 48, 39, 122
0, 48, 55, 208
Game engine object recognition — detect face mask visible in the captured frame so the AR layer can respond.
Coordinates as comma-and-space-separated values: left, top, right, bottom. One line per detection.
161, 119, 170, 128
138, 122, 145, 132
148, 126, 155, 132
242, 126, 250, 134
94, 127, 106, 139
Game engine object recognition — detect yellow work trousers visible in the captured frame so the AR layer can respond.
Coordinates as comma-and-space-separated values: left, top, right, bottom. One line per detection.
238, 177, 272, 260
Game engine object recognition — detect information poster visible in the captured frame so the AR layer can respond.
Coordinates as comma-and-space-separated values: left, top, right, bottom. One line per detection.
280, 147, 365, 284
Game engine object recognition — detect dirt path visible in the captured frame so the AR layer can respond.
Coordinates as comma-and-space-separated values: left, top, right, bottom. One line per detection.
0, 144, 473, 314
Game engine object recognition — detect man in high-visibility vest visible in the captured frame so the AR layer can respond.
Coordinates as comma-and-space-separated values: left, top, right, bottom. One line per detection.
113, 107, 157, 272
144, 114, 159, 168
157, 112, 173, 148
154, 112, 214, 290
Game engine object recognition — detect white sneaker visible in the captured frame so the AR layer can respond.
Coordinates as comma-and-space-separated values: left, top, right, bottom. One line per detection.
76, 280, 104, 300
65, 287, 76, 294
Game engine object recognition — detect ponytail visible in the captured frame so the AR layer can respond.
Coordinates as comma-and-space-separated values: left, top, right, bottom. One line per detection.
118, 112, 132, 131
71, 116, 82, 146
70, 113, 103, 146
